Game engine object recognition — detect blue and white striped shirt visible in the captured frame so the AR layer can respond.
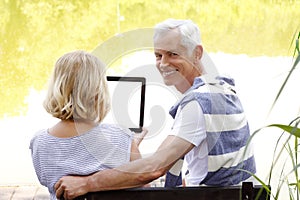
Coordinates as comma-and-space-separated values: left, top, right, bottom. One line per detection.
169, 75, 256, 186
30, 123, 133, 199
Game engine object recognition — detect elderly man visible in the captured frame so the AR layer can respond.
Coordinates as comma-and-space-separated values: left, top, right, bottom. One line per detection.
55, 18, 256, 199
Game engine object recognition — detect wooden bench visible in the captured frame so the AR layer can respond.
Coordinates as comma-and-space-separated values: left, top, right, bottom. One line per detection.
75, 182, 270, 200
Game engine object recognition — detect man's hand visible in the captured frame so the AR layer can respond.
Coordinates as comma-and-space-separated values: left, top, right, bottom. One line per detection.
55, 175, 89, 200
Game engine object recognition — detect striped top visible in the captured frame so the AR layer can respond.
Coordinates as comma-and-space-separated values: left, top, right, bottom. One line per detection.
169, 75, 256, 186
29, 123, 133, 200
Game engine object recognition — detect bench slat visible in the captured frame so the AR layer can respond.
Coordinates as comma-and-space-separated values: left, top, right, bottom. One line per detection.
75, 182, 270, 200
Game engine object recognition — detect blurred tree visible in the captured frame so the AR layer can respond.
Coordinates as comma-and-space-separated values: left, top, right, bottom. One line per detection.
0, 0, 31, 116
0, 0, 299, 118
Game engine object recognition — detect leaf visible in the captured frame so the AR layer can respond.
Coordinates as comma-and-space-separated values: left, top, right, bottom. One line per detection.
237, 169, 272, 194
267, 124, 300, 138
289, 163, 300, 177
268, 31, 300, 114
296, 31, 300, 54
289, 179, 300, 191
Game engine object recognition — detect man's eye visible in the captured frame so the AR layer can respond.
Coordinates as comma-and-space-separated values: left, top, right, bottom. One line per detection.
169, 52, 178, 56
155, 54, 162, 59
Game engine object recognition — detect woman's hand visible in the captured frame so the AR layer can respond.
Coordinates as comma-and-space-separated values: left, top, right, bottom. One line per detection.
133, 127, 148, 146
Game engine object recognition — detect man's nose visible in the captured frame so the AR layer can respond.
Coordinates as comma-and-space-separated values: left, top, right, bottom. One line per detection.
160, 55, 169, 69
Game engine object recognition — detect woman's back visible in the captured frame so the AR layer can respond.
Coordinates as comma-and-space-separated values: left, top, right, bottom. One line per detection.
30, 123, 133, 199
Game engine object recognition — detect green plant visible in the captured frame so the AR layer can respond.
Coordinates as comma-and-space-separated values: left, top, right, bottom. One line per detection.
245, 31, 300, 200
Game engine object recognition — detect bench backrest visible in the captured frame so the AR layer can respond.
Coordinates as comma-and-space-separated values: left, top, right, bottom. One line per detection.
75, 182, 270, 200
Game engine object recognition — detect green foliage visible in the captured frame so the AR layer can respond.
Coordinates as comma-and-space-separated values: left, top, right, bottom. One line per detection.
246, 34, 300, 199
250, 117, 300, 199
267, 124, 300, 138
269, 32, 300, 113
0, 0, 299, 117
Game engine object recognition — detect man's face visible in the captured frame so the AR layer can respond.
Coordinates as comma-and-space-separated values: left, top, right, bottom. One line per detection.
154, 30, 196, 91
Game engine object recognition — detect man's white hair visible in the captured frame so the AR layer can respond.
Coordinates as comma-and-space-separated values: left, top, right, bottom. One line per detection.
154, 18, 202, 55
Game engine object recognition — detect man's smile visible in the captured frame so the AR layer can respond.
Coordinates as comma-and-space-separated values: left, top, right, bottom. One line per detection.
161, 69, 178, 77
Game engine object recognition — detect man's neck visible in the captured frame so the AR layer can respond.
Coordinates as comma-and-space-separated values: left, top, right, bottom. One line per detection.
175, 76, 197, 93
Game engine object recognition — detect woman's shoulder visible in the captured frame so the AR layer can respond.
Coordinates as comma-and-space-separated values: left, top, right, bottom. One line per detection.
29, 129, 50, 149
97, 123, 133, 136
31, 129, 49, 140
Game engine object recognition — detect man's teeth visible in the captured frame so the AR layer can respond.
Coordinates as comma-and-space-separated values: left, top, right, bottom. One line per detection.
163, 71, 176, 77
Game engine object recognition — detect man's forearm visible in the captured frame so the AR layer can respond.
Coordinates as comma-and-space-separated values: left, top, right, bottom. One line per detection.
55, 158, 164, 199
86, 158, 164, 192
85, 135, 194, 192
55, 135, 193, 199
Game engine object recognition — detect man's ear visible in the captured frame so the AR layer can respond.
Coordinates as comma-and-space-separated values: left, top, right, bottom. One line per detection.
192, 45, 203, 65
195, 45, 203, 60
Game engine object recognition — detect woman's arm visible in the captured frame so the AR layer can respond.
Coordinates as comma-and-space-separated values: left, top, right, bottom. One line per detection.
130, 128, 148, 161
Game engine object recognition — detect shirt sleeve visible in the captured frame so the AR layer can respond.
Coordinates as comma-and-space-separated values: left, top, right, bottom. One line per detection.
29, 131, 47, 186
169, 100, 206, 146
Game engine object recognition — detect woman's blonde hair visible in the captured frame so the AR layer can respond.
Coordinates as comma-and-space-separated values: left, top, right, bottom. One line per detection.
43, 50, 110, 122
